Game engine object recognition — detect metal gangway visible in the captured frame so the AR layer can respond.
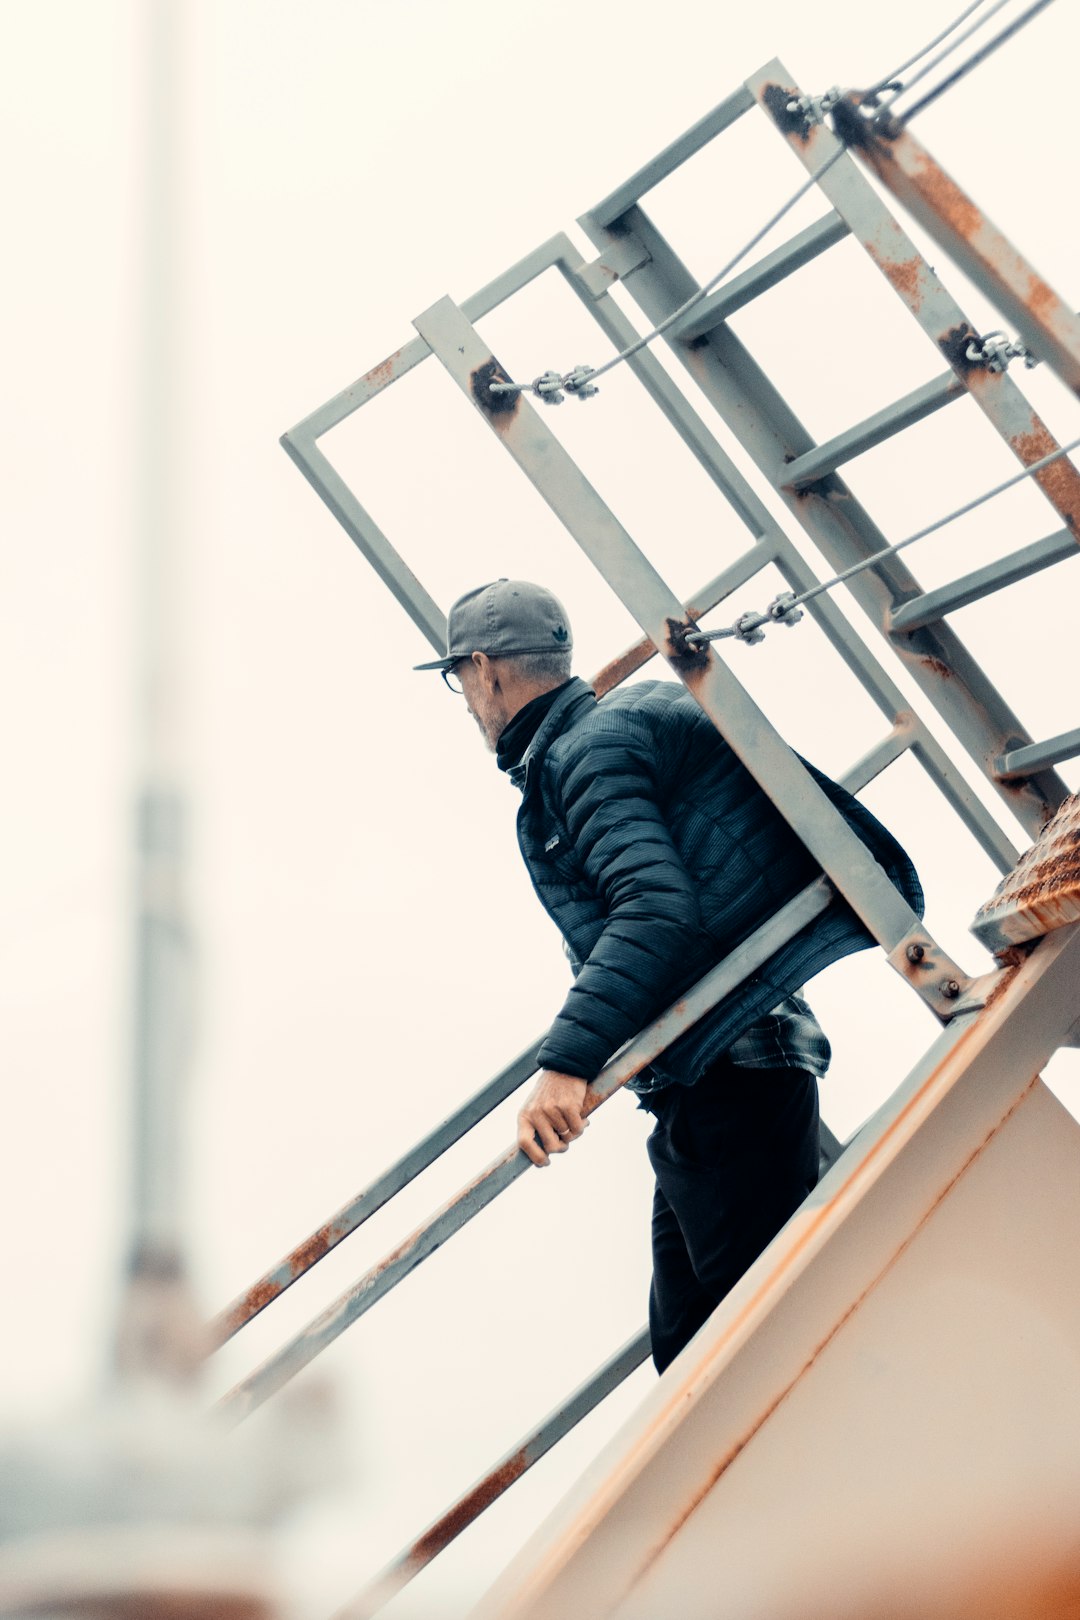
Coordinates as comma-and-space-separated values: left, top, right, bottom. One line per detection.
213, 29, 1080, 1620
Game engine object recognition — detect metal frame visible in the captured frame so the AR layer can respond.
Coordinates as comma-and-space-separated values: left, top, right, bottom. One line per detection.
576, 60, 1078, 837
283, 237, 1017, 871
230, 56, 1080, 1605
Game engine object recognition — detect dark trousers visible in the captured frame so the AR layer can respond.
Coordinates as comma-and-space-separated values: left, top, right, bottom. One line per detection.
644, 1058, 820, 1374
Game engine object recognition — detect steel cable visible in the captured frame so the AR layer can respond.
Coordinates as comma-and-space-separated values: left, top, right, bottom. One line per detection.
880, 0, 1017, 108
687, 434, 1080, 646
487, 0, 1039, 401
897, 0, 1057, 124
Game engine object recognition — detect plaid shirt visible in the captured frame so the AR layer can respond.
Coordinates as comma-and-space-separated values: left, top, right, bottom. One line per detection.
726, 992, 830, 1076
628, 984, 835, 1101
630, 992, 830, 1097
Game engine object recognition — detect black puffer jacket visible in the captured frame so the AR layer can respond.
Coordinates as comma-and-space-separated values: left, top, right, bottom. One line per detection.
509, 679, 923, 1087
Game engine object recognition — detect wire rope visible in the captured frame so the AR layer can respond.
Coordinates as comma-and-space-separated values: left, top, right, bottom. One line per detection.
898, 0, 1057, 123
489, 0, 1044, 402
882, 0, 1016, 108
865, 0, 997, 94
687, 435, 1080, 646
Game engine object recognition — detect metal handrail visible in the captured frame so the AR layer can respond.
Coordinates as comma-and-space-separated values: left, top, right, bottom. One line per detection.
216, 877, 834, 1426
207, 1040, 542, 1348
334, 1327, 653, 1620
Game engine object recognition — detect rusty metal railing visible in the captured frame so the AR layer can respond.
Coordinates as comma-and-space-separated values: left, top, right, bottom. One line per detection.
215, 877, 836, 1427
210, 876, 858, 1613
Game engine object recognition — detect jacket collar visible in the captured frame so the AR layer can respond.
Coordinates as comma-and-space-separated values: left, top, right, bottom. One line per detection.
507, 677, 596, 792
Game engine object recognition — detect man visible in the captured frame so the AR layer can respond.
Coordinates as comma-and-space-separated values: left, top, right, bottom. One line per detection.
415, 578, 921, 1373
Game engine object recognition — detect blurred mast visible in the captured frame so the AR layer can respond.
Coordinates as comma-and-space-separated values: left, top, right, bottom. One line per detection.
117, 0, 202, 1384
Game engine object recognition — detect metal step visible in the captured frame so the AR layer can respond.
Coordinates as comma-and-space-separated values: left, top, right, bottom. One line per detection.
996, 727, 1080, 782
670, 211, 850, 341
782, 371, 965, 490
889, 528, 1079, 633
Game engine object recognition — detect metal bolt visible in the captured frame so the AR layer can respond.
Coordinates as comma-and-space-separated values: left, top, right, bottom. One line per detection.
941, 979, 961, 999
906, 943, 925, 964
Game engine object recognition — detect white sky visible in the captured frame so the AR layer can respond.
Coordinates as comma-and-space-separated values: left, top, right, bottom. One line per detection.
4, 1, 1079, 1615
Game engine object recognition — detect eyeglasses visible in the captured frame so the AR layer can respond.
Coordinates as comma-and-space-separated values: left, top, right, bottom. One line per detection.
441, 660, 466, 694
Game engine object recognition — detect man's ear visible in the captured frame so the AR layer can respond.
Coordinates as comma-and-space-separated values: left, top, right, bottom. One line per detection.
472, 650, 500, 691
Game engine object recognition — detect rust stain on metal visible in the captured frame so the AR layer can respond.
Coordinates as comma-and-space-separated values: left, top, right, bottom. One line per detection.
409, 1450, 528, 1565
862, 235, 924, 308
981, 953, 1026, 1011
664, 615, 709, 679
873, 250, 923, 308
470, 358, 519, 430
208, 1277, 285, 1349
592, 636, 656, 697
920, 655, 953, 679
760, 82, 812, 144
937, 321, 981, 378
236, 1277, 284, 1318
910, 150, 982, 238
361, 348, 404, 394
1011, 426, 1080, 537
975, 795, 1080, 945
595, 599, 708, 696
829, 94, 903, 151
289, 1225, 340, 1277
1027, 277, 1062, 322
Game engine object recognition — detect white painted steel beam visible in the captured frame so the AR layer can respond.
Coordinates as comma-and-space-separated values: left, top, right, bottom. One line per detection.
468, 922, 1080, 1620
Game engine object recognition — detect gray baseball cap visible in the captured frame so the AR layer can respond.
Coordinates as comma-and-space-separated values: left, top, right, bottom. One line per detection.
413, 579, 573, 672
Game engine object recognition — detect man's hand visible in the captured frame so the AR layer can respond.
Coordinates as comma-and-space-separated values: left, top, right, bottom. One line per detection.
518, 1071, 589, 1167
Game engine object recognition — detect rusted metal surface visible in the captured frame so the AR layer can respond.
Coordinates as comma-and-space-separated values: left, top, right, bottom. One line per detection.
973, 794, 1080, 951
753, 70, 1080, 551
207, 1043, 541, 1349
336, 1329, 651, 1620
840, 100, 1080, 407
216, 880, 834, 1425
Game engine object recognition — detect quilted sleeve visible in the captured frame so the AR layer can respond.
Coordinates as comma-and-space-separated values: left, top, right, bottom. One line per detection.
536, 724, 704, 1081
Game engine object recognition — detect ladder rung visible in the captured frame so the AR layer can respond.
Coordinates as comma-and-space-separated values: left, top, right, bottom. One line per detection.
839, 722, 914, 794
890, 529, 1079, 633
587, 86, 755, 230
782, 372, 966, 490
995, 728, 1080, 781
671, 212, 850, 343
